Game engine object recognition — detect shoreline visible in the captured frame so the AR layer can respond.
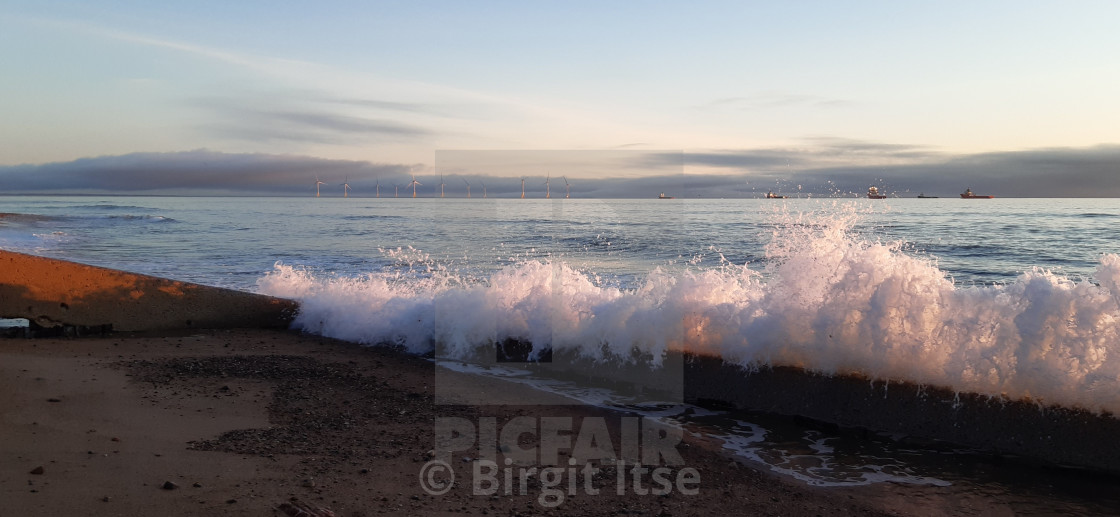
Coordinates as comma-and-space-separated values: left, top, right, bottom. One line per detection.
6, 247, 1120, 473
3, 251, 1120, 514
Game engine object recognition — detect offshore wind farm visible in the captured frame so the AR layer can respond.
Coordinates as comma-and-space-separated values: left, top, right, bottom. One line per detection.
314, 174, 585, 199
303, 173, 982, 200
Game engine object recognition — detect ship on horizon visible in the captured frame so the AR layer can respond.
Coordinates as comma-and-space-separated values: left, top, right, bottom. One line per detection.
960, 188, 994, 199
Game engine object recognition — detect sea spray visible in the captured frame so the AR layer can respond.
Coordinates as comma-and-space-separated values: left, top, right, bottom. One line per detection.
257, 205, 1120, 414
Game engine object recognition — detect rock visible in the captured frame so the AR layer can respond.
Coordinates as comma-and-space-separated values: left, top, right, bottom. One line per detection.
161, 481, 179, 490
29, 466, 44, 475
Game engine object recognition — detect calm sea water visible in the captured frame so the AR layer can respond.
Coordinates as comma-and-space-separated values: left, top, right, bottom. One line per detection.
3, 196, 1117, 288
4, 195, 1120, 510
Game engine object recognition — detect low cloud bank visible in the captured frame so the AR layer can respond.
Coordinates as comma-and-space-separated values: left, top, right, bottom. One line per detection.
2, 145, 1118, 197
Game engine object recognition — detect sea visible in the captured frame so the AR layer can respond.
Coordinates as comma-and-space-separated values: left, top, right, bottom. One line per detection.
3, 195, 1120, 513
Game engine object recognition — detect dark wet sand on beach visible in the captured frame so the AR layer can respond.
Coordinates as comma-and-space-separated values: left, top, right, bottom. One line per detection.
3, 328, 1118, 516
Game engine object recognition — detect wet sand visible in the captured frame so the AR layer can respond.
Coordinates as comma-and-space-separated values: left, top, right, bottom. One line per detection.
1, 328, 902, 516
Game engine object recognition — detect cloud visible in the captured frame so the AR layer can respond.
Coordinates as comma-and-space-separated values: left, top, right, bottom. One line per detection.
799, 137, 939, 160
325, 96, 434, 114
641, 151, 794, 170
189, 97, 431, 145
634, 138, 943, 174
3, 145, 1119, 198
0, 150, 415, 195
776, 144, 1120, 197
697, 93, 855, 111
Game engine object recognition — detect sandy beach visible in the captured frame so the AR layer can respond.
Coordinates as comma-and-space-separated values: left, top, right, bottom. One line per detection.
3, 251, 1118, 516
9, 327, 1118, 516
1, 327, 910, 516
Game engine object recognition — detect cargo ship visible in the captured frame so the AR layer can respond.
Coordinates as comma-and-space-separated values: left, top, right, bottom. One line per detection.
960, 188, 994, 199
867, 186, 887, 199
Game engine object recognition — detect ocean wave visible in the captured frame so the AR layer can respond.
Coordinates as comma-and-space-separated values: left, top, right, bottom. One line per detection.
71, 204, 156, 211
1075, 212, 1119, 219
103, 214, 176, 222
257, 207, 1120, 414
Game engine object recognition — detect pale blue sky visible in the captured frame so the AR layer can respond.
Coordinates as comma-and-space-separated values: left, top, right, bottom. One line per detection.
2, 1, 1120, 190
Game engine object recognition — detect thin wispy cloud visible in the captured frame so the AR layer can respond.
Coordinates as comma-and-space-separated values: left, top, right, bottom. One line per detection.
24, 15, 547, 126
800, 137, 941, 161
325, 96, 434, 115
698, 93, 855, 111
19, 15, 313, 78
190, 98, 432, 145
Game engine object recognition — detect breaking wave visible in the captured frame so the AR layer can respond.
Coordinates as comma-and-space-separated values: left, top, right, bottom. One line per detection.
257, 207, 1120, 414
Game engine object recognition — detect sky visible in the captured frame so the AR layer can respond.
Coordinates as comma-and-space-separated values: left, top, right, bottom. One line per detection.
2, 1, 1120, 197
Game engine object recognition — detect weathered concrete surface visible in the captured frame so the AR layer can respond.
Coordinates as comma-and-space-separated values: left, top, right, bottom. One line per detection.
682, 355, 1120, 473
0, 250, 297, 331
510, 348, 1120, 473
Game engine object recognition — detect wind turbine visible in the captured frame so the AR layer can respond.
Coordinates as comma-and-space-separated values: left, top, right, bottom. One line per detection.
394, 184, 399, 197
544, 173, 551, 199
343, 176, 352, 198
520, 177, 526, 199
563, 176, 570, 199
439, 174, 446, 198
375, 178, 381, 198
462, 178, 472, 198
480, 181, 487, 198
315, 177, 326, 197
408, 175, 422, 198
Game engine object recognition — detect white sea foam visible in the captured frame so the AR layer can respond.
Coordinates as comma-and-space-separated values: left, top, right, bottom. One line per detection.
715, 422, 951, 487
257, 205, 1120, 414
